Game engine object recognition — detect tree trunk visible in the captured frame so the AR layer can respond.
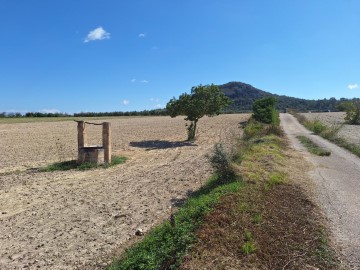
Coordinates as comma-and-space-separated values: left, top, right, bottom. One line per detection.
187, 119, 198, 141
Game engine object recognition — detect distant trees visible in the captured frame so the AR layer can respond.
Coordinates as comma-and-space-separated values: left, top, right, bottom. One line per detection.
73, 109, 167, 117
0, 109, 168, 118
25, 112, 71, 117
0, 112, 22, 118
166, 84, 231, 141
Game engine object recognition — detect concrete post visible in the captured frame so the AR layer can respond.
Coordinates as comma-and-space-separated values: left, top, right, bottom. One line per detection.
102, 122, 111, 163
77, 121, 86, 163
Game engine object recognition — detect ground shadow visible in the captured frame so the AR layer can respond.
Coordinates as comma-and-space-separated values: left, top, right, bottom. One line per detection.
129, 140, 196, 150
170, 189, 195, 208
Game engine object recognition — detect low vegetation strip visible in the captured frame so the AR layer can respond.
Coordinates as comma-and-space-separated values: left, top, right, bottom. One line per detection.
291, 111, 360, 158
297, 136, 331, 156
180, 120, 339, 269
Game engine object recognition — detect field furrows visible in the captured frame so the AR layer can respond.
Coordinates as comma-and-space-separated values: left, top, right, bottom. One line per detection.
0, 115, 247, 269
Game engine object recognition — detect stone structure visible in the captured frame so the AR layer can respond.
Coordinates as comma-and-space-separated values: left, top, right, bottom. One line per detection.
76, 121, 111, 164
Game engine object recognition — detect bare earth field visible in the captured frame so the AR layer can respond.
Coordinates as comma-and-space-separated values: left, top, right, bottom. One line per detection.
301, 112, 360, 147
0, 114, 247, 269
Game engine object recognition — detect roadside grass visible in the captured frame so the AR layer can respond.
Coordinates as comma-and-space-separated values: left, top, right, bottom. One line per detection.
297, 135, 331, 156
41, 155, 127, 172
290, 110, 360, 158
180, 120, 340, 269
109, 174, 243, 270
108, 119, 340, 270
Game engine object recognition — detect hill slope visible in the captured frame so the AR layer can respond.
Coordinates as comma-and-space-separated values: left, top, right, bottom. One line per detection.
219, 82, 340, 112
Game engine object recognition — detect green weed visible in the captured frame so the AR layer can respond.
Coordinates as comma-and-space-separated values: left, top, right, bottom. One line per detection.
252, 213, 262, 224
297, 136, 331, 156
242, 241, 256, 255
242, 231, 256, 255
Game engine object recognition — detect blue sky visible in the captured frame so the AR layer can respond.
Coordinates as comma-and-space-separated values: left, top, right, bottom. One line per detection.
1, 0, 359, 113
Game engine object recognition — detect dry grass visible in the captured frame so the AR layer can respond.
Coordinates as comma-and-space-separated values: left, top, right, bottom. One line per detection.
180, 129, 340, 270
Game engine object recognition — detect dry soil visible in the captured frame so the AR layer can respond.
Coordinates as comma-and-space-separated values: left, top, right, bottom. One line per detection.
0, 115, 247, 269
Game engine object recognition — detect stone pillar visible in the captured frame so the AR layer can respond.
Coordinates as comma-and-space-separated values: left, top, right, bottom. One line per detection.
102, 122, 111, 164
77, 121, 87, 163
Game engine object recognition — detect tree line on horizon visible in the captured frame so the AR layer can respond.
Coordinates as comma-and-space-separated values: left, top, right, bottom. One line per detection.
1, 81, 359, 118
0, 109, 168, 118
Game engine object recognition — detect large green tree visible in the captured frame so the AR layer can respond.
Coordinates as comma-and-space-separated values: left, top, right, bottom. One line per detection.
166, 84, 231, 141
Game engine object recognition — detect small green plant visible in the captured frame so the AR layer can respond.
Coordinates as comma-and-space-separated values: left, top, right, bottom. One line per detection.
310, 120, 327, 135
244, 231, 253, 241
297, 136, 331, 156
242, 241, 256, 255
252, 213, 262, 224
210, 143, 235, 180
242, 231, 255, 255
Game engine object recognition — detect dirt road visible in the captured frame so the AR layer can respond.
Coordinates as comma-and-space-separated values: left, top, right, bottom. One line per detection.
280, 113, 360, 269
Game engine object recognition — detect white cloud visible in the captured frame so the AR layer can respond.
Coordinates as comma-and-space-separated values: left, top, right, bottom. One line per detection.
348, 84, 358, 90
131, 78, 136, 83
140, 80, 149, 83
122, 99, 130, 105
40, 108, 61, 114
150, 98, 159, 102
154, 104, 164, 109
138, 33, 146, 38
84, 27, 110, 43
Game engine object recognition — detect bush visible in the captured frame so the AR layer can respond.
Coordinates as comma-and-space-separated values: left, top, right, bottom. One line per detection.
344, 100, 360, 125
210, 143, 235, 179
321, 124, 342, 140
310, 120, 327, 135
252, 97, 277, 124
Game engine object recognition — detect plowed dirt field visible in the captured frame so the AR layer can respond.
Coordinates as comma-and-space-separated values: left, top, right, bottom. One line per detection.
0, 114, 248, 269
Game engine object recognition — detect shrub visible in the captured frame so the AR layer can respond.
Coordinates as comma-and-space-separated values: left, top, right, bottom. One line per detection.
210, 143, 235, 179
252, 97, 277, 124
321, 124, 342, 140
308, 120, 327, 135
344, 100, 360, 125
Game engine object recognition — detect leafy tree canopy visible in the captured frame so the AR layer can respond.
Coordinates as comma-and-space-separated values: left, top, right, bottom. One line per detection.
166, 84, 231, 140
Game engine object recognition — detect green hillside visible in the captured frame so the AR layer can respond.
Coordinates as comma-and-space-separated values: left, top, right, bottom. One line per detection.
219, 82, 344, 112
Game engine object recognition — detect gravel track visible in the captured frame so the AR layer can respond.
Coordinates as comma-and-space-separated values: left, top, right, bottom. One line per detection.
280, 113, 360, 269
